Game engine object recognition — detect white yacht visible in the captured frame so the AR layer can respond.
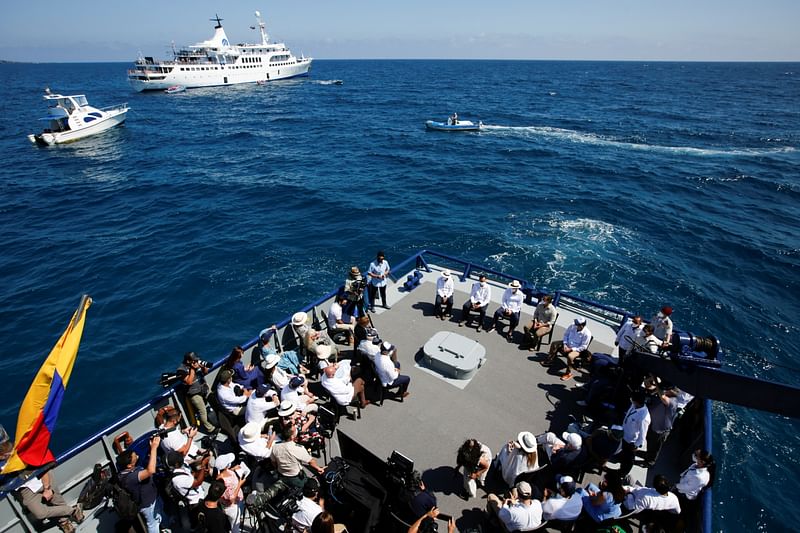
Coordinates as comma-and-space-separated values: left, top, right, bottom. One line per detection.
27, 90, 129, 146
127, 11, 312, 92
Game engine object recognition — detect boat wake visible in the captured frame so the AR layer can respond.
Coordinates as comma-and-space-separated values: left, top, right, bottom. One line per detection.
480, 125, 797, 157
314, 79, 344, 86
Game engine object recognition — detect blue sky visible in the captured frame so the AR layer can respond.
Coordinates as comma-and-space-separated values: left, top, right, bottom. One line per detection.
3, 0, 799, 62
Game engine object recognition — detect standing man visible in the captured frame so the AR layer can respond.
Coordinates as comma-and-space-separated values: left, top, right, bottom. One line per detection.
614, 315, 643, 362
433, 269, 455, 320
176, 352, 216, 434
522, 294, 557, 351
619, 391, 651, 476
489, 280, 525, 340
459, 274, 492, 331
117, 435, 164, 533
651, 306, 674, 348
367, 251, 391, 311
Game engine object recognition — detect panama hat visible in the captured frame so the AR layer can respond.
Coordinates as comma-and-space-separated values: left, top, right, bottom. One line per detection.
264, 353, 280, 369
278, 399, 297, 417
292, 311, 309, 326
240, 422, 263, 443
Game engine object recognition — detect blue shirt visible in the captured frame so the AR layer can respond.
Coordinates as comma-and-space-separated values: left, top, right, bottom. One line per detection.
368, 259, 390, 287
578, 486, 621, 523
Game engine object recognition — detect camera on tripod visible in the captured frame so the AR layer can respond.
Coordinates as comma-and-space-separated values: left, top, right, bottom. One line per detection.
386, 450, 416, 491
245, 479, 302, 520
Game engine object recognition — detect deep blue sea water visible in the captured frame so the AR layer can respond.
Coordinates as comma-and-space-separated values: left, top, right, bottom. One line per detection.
1, 60, 799, 530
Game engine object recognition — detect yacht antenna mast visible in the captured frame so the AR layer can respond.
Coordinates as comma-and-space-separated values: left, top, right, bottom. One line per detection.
211, 14, 223, 29
253, 11, 269, 45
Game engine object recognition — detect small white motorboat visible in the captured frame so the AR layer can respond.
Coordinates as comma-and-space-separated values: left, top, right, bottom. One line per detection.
164, 85, 186, 94
27, 90, 129, 146
426, 115, 482, 132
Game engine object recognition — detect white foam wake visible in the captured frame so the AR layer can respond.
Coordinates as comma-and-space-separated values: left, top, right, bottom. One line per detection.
480, 125, 797, 157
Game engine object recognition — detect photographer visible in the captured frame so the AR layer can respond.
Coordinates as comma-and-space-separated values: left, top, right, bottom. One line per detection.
176, 352, 216, 434
157, 406, 209, 466
166, 450, 207, 522
344, 266, 368, 317
408, 507, 456, 533
291, 478, 325, 533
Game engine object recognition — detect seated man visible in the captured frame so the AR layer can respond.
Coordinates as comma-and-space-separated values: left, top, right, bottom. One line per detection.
158, 406, 207, 465
280, 376, 319, 417
459, 274, 491, 331
433, 269, 455, 320
489, 280, 525, 340
542, 475, 583, 522
542, 432, 586, 476
374, 341, 411, 399
576, 478, 622, 524
17, 470, 84, 533
217, 369, 252, 417
584, 425, 624, 469
486, 481, 543, 532
495, 431, 542, 488
258, 326, 305, 375
245, 383, 279, 424
522, 294, 556, 351
358, 336, 383, 365
328, 294, 355, 345
543, 317, 592, 381
270, 425, 326, 490
305, 328, 339, 363
320, 360, 369, 408
238, 421, 277, 461
623, 474, 681, 514
292, 478, 325, 533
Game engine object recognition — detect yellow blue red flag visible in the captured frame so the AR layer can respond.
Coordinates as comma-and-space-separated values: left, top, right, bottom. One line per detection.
1, 296, 92, 474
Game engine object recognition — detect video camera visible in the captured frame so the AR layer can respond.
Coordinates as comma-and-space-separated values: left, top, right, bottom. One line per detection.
245, 480, 302, 520
386, 450, 417, 491
159, 372, 181, 388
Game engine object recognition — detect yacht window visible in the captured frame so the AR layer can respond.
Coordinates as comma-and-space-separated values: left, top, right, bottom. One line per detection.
83, 116, 96, 123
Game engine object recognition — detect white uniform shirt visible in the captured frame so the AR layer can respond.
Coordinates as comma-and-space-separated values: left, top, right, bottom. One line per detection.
292, 496, 323, 532
501, 288, 524, 313
624, 487, 681, 513
245, 393, 278, 424
622, 404, 651, 448
616, 321, 644, 351
652, 313, 673, 342
676, 465, 710, 500
328, 301, 344, 329
368, 259, 390, 287
238, 432, 273, 460
542, 492, 583, 521
171, 466, 204, 505
321, 373, 354, 405
160, 427, 200, 460
358, 339, 381, 363
436, 275, 454, 299
375, 354, 399, 386
469, 282, 491, 307
217, 382, 248, 414
562, 324, 592, 352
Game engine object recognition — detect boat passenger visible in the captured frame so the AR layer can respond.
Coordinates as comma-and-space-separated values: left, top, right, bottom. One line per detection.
375, 341, 411, 399
615, 315, 644, 361
217, 369, 253, 417
305, 329, 339, 362
214, 453, 250, 533
521, 294, 557, 351
237, 421, 276, 461
221, 345, 263, 390
292, 477, 325, 533
244, 383, 279, 425
407, 507, 455, 533
16, 470, 84, 533
270, 425, 326, 490
637, 324, 663, 354
543, 317, 593, 381
165, 450, 207, 513
434, 269, 455, 320
456, 439, 492, 499
257, 326, 306, 375
458, 274, 491, 331
344, 266, 369, 317
622, 474, 681, 515
328, 295, 355, 345
619, 390, 651, 476
486, 480, 543, 531
583, 425, 624, 469
158, 407, 207, 465
116, 436, 164, 533
176, 351, 216, 433
352, 315, 374, 361
196, 480, 230, 533
651, 306, 674, 348
644, 383, 680, 466
576, 478, 622, 524
675, 449, 714, 503
320, 361, 370, 409
263, 353, 293, 390
280, 376, 319, 416
541, 475, 583, 521
541, 431, 586, 477
489, 280, 525, 340
367, 251, 392, 311
495, 431, 541, 487
452, 113, 459, 125
277, 398, 320, 440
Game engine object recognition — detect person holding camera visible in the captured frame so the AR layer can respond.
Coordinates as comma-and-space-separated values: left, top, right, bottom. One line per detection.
291, 477, 325, 533
407, 506, 456, 533
117, 435, 164, 533
456, 439, 491, 499
486, 481, 543, 532
176, 352, 216, 434
165, 450, 207, 520
158, 406, 209, 466
344, 266, 369, 318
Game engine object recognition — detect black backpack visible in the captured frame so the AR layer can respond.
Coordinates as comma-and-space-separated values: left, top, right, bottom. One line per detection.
110, 471, 141, 521
77, 463, 111, 510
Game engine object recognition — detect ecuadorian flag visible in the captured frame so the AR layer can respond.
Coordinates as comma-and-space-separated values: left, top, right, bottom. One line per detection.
1, 296, 92, 474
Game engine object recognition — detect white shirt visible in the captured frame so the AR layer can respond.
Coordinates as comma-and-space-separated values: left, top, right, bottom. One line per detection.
270, 367, 290, 390
358, 339, 381, 363
562, 324, 592, 352
616, 320, 644, 351
375, 354, 399, 386
328, 301, 344, 328
652, 313, 673, 342
498, 500, 543, 531
624, 487, 681, 513
542, 492, 583, 521
160, 427, 200, 460
497, 445, 540, 487
217, 382, 248, 414
676, 465, 710, 500
171, 466, 204, 506
436, 275, 454, 299
500, 288, 524, 314
292, 496, 323, 532
622, 404, 651, 448
245, 393, 277, 424
238, 431, 273, 460
20, 476, 43, 493
321, 372, 354, 405
469, 282, 491, 307
368, 259, 390, 287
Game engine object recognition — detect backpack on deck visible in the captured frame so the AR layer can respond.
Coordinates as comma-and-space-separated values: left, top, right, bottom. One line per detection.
77, 463, 112, 510
110, 472, 141, 521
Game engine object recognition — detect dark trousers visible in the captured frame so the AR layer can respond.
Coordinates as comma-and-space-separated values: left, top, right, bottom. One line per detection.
645, 429, 670, 464
368, 285, 387, 308
619, 440, 637, 476
434, 295, 453, 317
491, 309, 520, 331
390, 374, 411, 395
461, 302, 487, 327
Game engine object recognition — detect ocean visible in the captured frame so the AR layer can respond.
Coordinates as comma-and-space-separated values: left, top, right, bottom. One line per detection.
1, 60, 798, 531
